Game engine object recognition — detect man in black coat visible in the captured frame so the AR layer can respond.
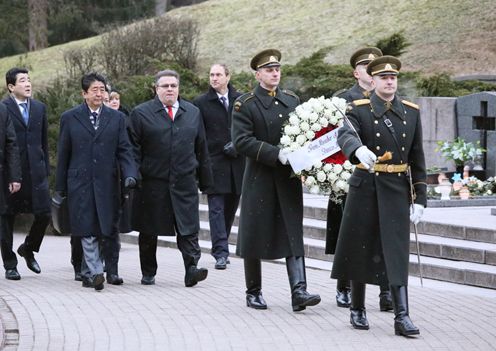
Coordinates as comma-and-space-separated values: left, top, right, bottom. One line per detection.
129, 69, 213, 287
231, 49, 321, 312
332, 56, 426, 336
1, 68, 50, 280
0, 104, 22, 277
55, 73, 137, 291
193, 64, 244, 270
327, 48, 393, 312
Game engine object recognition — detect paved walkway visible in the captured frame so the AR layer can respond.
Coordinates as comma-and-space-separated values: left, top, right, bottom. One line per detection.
0, 233, 496, 350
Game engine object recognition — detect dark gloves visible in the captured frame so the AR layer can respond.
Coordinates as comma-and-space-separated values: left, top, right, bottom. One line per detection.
223, 141, 238, 158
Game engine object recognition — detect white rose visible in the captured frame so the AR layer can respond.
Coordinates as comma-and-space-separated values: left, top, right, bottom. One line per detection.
333, 164, 343, 173
309, 112, 319, 123
299, 110, 310, 121
300, 121, 310, 131
310, 185, 320, 194
313, 102, 324, 113
280, 135, 291, 146
313, 161, 322, 169
487, 190, 493, 195
323, 163, 333, 172
289, 115, 299, 126
296, 135, 307, 145
335, 179, 347, 190
329, 115, 339, 125
319, 117, 329, 128
284, 125, 293, 135
316, 171, 326, 182
340, 171, 351, 180
291, 126, 301, 135
295, 105, 305, 115
305, 130, 315, 140
343, 184, 350, 193
343, 160, 353, 170
311, 123, 322, 131
305, 176, 316, 186
328, 172, 338, 182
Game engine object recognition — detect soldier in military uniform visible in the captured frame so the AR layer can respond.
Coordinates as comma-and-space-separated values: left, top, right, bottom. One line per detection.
327, 47, 393, 312
331, 56, 426, 336
231, 49, 321, 312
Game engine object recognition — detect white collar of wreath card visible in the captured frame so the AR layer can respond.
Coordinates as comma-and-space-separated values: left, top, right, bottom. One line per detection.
287, 128, 341, 173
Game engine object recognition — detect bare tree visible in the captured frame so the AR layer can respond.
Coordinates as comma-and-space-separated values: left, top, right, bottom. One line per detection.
28, 0, 48, 51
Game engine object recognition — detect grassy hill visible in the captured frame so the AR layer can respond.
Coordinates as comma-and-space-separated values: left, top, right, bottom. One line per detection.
1, 0, 495, 88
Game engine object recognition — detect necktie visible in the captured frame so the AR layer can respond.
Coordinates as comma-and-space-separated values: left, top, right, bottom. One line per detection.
20, 102, 29, 125
220, 96, 228, 111
167, 106, 173, 120
90, 111, 99, 129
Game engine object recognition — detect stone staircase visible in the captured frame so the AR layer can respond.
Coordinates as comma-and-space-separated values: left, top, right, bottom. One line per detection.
121, 194, 496, 289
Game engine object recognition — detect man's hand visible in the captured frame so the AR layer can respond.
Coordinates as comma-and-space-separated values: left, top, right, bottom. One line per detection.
410, 204, 424, 225
9, 182, 20, 194
355, 146, 377, 170
278, 149, 290, 165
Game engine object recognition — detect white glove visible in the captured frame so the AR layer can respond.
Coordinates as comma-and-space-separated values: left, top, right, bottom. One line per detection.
355, 146, 377, 170
278, 149, 290, 165
410, 204, 424, 225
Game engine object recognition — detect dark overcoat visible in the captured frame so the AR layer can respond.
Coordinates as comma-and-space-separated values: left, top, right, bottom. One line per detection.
2, 97, 50, 214
326, 84, 369, 254
331, 92, 426, 286
0, 103, 21, 215
232, 84, 304, 260
193, 84, 245, 195
129, 96, 213, 236
55, 104, 137, 237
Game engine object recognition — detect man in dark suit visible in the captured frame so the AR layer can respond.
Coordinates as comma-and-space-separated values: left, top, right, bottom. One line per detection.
1, 68, 50, 280
55, 72, 137, 291
332, 56, 425, 336
0, 104, 22, 274
129, 69, 213, 287
193, 64, 244, 270
231, 49, 320, 312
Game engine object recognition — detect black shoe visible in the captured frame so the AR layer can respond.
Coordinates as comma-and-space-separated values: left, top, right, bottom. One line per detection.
141, 275, 155, 285
292, 291, 321, 312
17, 244, 41, 274
336, 288, 351, 308
226, 258, 230, 264
246, 292, 267, 310
74, 272, 83, 281
5, 268, 21, 280
395, 315, 420, 336
93, 273, 105, 291
82, 277, 93, 288
350, 308, 369, 330
185, 267, 208, 287
379, 291, 394, 312
107, 274, 124, 285
215, 257, 227, 270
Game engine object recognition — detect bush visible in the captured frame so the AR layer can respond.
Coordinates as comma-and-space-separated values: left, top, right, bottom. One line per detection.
417, 73, 496, 97
375, 31, 411, 57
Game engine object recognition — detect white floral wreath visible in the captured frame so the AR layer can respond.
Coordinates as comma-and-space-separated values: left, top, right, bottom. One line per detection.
279, 96, 355, 203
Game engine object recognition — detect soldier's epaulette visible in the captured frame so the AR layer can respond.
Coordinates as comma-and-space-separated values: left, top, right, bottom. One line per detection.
401, 100, 419, 110
282, 89, 298, 99
352, 99, 370, 106
233, 93, 255, 111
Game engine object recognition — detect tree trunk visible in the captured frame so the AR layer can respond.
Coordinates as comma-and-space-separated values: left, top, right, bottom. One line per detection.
28, 0, 48, 51
155, 0, 170, 15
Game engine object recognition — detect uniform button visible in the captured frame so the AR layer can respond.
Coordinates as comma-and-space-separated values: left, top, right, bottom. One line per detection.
275, 101, 279, 105
402, 133, 406, 138
400, 160, 403, 164
401, 146, 405, 151
376, 146, 380, 150
279, 114, 283, 118
376, 133, 380, 137
374, 120, 379, 124
375, 172, 379, 176
403, 121, 407, 125
398, 173, 401, 176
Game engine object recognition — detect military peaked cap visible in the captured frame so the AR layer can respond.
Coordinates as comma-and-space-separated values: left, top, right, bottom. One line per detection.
250, 49, 282, 70
366, 55, 402, 76
350, 47, 383, 68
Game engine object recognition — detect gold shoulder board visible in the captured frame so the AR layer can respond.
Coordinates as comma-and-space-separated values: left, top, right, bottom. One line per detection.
402, 100, 419, 110
352, 99, 370, 106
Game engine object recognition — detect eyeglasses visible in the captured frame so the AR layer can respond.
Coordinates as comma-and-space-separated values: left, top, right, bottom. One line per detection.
157, 84, 178, 88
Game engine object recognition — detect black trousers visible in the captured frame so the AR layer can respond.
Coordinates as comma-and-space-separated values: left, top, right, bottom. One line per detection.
207, 193, 240, 259
0, 212, 50, 270
139, 232, 201, 277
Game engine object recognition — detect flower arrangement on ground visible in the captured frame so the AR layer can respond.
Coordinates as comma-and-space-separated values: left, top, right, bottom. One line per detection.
279, 96, 353, 203
436, 137, 486, 167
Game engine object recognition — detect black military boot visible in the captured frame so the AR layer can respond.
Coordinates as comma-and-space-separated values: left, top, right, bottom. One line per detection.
350, 281, 369, 330
390, 285, 420, 336
379, 284, 393, 312
244, 258, 267, 310
336, 279, 351, 308
286, 256, 321, 312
